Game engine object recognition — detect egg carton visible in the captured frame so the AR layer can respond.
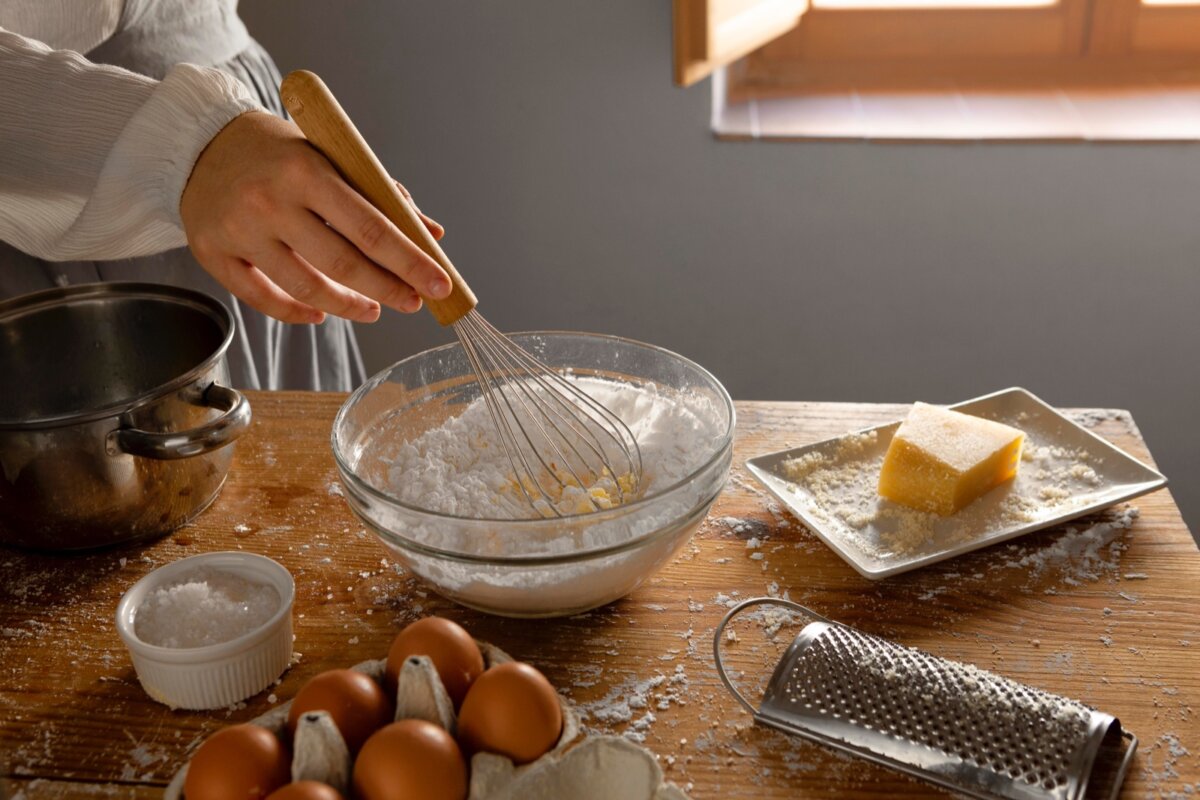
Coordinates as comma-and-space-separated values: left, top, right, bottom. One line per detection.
166, 641, 689, 800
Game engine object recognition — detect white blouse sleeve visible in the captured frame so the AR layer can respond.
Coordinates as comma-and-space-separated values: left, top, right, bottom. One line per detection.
0, 25, 263, 262
0, 0, 123, 54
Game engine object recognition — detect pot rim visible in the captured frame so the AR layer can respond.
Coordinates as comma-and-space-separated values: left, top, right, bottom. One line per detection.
0, 282, 235, 431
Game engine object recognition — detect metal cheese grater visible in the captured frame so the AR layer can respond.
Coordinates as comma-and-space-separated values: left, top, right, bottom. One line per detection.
714, 598, 1137, 800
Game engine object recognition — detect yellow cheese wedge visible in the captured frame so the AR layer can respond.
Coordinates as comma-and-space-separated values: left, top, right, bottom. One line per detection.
878, 402, 1025, 515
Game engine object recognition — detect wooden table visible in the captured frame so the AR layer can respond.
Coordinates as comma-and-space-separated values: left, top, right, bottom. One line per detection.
2, 392, 1196, 799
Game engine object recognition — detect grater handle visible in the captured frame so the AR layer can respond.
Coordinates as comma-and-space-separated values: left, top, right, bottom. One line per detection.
1107, 731, 1138, 800
713, 597, 832, 717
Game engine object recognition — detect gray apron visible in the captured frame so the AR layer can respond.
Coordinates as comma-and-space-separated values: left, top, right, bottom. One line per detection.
0, 0, 366, 391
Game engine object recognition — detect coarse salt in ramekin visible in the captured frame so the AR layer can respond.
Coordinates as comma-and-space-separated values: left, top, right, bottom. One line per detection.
115, 551, 294, 710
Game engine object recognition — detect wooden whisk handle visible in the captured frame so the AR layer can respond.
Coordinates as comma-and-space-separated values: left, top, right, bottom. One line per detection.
280, 69, 476, 326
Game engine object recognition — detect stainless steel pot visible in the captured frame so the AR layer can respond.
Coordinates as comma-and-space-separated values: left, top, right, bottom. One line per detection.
0, 283, 251, 551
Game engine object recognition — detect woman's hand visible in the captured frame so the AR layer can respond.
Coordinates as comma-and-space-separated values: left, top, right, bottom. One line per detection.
180, 111, 449, 324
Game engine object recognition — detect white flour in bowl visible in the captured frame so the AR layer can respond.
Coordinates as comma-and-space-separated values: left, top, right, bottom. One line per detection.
360, 377, 731, 615
385, 378, 718, 520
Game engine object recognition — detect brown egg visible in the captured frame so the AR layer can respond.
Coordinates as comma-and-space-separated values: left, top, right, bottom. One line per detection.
385, 617, 484, 708
184, 724, 290, 800
352, 720, 468, 800
286, 669, 393, 754
264, 782, 344, 800
456, 661, 562, 765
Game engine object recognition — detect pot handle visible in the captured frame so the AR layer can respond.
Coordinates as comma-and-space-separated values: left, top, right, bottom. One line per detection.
110, 384, 251, 460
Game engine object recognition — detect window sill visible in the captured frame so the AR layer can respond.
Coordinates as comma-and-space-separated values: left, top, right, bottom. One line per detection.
713, 68, 1200, 141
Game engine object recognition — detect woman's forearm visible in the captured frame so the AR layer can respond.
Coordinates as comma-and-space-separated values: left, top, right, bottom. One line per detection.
0, 26, 261, 261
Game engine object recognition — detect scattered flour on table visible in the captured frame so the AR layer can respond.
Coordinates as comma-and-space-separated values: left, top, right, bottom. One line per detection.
1066, 408, 1132, 430
1142, 733, 1198, 797
133, 566, 280, 648
714, 516, 759, 536
999, 506, 1139, 583
578, 665, 691, 743
384, 377, 718, 520
119, 729, 175, 781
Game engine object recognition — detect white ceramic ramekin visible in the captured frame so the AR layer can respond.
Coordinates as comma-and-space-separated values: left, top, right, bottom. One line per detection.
116, 551, 295, 710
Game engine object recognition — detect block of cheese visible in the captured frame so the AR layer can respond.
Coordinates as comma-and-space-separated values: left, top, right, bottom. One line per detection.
878, 402, 1025, 515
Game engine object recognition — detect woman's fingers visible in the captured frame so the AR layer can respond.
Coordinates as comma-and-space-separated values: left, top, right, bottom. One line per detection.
252, 241, 382, 323
419, 210, 445, 241
309, 173, 451, 301
283, 210, 423, 314
395, 181, 445, 241
203, 255, 325, 325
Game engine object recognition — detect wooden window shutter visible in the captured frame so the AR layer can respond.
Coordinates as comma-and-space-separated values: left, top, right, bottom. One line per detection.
673, 0, 809, 86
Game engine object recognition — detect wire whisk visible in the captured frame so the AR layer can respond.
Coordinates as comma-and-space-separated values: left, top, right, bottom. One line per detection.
281, 71, 643, 516
454, 311, 641, 516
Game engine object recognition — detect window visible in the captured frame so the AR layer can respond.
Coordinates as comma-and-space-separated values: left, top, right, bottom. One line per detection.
673, 0, 1200, 139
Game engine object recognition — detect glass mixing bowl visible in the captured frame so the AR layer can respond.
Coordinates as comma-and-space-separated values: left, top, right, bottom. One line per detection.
332, 332, 734, 618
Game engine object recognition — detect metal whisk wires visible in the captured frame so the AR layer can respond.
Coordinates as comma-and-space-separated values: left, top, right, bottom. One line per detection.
453, 311, 643, 517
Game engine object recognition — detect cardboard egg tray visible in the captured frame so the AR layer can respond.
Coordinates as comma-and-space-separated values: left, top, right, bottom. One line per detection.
166, 641, 689, 800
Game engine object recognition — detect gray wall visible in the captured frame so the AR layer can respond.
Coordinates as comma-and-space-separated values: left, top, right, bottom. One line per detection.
240, 1, 1198, 536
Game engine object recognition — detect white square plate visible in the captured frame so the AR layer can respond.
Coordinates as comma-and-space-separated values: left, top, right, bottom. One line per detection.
745, 387, 1167, 579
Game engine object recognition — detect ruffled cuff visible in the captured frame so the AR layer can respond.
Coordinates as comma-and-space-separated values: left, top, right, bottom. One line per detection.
146, 63, 263, 228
